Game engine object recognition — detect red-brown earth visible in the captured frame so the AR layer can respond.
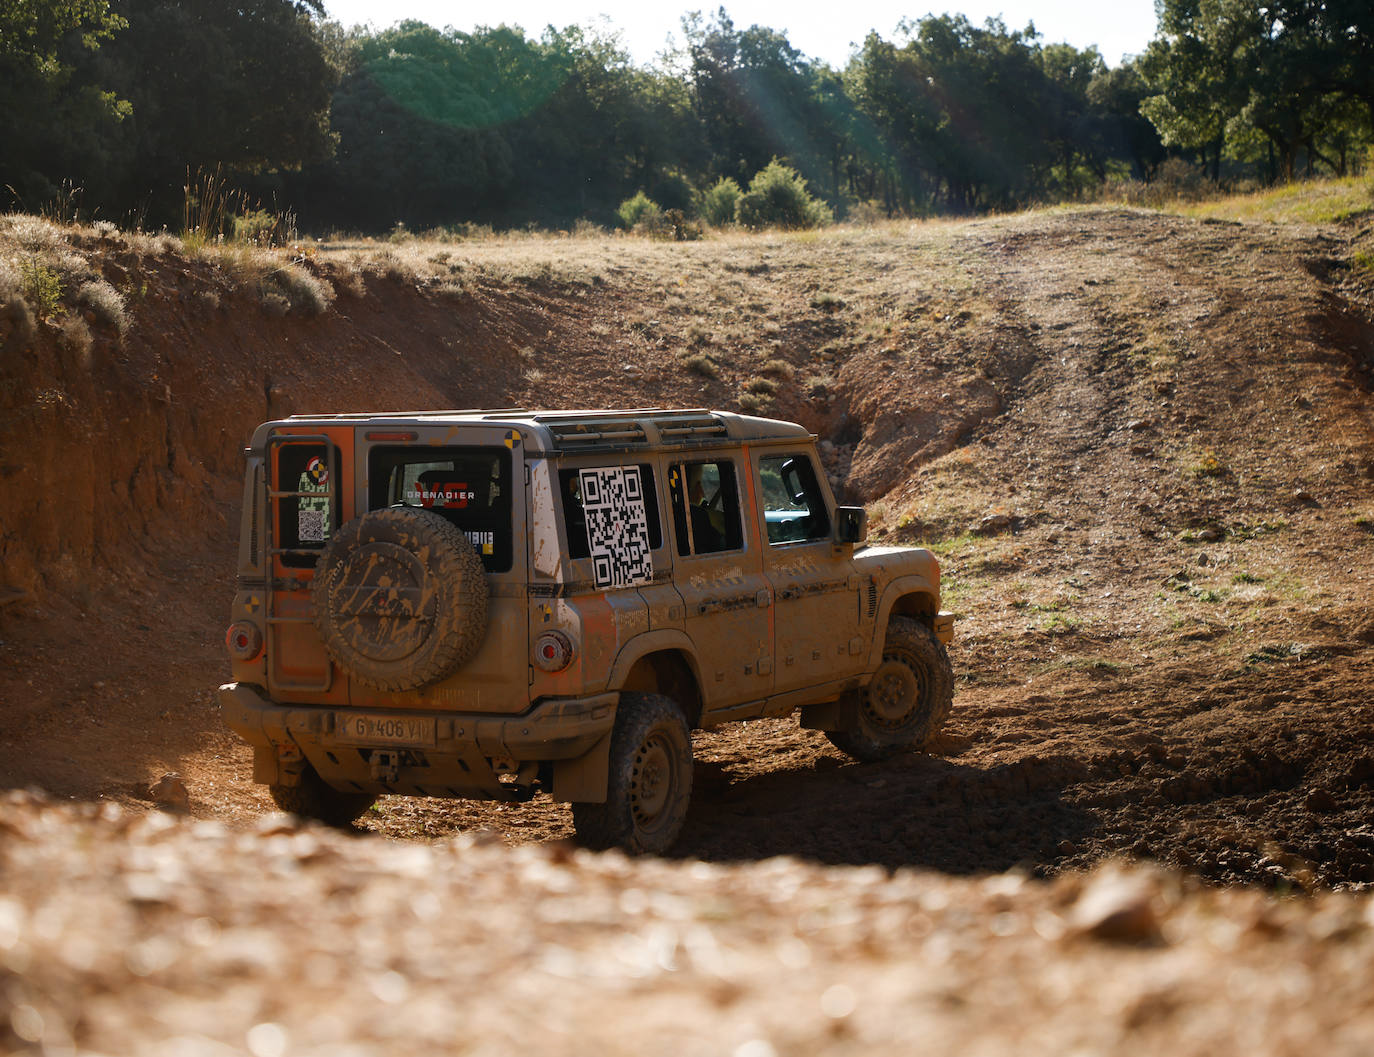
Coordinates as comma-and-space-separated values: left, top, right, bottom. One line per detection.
1, 207, 1373, 1053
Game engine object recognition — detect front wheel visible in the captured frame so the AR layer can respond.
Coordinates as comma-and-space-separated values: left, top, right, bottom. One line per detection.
572, 693, 693, 855
270, 764, 377, 827
825, 616, 954, 763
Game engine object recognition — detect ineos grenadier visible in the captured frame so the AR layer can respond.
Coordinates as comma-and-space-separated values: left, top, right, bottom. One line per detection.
219, 408, 953, 853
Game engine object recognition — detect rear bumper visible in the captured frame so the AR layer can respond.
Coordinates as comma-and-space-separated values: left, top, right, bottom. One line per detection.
218, 682, 617, 797
933, 611, 955, 644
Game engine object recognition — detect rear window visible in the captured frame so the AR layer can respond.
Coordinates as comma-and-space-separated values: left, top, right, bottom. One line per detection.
274, 441, 336, 569
369, 446, 513, 572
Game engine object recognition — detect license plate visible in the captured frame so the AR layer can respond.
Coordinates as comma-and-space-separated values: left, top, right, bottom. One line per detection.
336, 714, 436, 747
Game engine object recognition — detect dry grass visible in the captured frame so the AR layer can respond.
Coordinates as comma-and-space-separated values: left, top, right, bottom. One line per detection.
1179, 175, 1373, 225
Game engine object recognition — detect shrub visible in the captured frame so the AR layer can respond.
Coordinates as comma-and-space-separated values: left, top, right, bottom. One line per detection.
683, 353, 718, 377
58, 314, 92, 359
648, 171, 695, 214
18, 257, 63, 318
685, 322, 713, 346
700, 177, 742, 227
233, 208, 296, 246
660, 208, 703, 242
264, 262, 335, 315
75, 279, 128, 336
1189, 450, 1227, 478
736, 161, 833, 231
617, 191, 663, 232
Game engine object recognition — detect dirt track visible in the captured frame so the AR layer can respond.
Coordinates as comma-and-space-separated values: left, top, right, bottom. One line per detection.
2, 207, 1374, 1052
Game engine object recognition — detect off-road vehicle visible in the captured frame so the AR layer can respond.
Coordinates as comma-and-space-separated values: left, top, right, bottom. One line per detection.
219, 408, 954, 853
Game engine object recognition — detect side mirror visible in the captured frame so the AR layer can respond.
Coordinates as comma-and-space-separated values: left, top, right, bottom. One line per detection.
835, 505, 867, 544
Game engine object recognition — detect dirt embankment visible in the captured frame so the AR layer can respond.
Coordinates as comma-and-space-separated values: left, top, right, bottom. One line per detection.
2, 207, 1374, 1053
7, 789, 1374, 1057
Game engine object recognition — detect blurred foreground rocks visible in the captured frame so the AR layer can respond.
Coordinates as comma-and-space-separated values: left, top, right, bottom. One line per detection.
3, 789, 1374, 1056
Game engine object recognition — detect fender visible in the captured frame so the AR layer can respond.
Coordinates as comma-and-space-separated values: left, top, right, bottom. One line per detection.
607, 629, 704, 692
865, 574, 939, 669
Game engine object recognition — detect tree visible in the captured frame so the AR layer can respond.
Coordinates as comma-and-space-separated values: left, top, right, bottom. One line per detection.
1140, 0, 1259, 181
64, 0, 338, 224
1142, 0, 1373, 183
682, 9, 840, 195
1087, 60, 1167, 181
1040, 43, 1109, 193
849, 16, 1057, 212
0, 0, 128, 208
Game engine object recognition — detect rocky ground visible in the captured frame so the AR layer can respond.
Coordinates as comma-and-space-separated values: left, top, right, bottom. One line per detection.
2, 204, 1373, 1053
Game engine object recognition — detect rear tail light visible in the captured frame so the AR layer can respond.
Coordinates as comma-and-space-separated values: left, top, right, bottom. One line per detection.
534, 631, 574, 672
226, 621, 264, 661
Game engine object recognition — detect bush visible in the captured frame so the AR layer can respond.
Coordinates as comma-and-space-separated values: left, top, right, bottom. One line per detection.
58, 315, 93, 359
233, 208, 296, 246
736, 161, 833, 231
18, 257, 63, 319
75, 279, 128, 336
648, 171, 695, 214
700, 177, 742, 227
264, 262, 335, 315
617, 191, 663, 232
661, 208, 703, 242
683, 353, 718, 377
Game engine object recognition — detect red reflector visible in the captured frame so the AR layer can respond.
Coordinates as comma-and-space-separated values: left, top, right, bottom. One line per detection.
366, 431, 418, 442
533, 631, 574, 672
226, 621, 263, 661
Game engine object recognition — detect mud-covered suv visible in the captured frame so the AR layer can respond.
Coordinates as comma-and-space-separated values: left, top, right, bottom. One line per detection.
219, 408, 953, 853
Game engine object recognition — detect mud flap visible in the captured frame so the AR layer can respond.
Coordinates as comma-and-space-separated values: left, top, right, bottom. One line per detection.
551, 730, 613, 803
252, 743, 304, 786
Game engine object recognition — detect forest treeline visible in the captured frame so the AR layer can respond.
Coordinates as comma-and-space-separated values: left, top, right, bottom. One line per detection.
2, 0, 1371, 233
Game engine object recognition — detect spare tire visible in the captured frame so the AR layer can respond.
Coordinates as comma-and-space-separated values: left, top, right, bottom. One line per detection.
311, 508, 489, 692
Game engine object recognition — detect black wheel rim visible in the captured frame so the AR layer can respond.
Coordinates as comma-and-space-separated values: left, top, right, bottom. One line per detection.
863, 647, 931, 731
630, 729, 679, 834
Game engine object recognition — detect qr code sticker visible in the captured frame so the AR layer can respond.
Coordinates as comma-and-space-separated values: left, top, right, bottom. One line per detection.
298, 508, 327, 543
579, 467, 653, 589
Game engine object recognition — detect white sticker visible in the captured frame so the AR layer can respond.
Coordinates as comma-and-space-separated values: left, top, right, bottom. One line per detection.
579, 467, 653, 589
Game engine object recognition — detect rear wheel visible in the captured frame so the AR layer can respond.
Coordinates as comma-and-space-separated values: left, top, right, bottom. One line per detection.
826, 616, 953, 763
572, 693, 693, 855
270, 765, 376, 827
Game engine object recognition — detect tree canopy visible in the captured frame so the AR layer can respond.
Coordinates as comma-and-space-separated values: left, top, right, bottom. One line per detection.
2, 1, 1369, 231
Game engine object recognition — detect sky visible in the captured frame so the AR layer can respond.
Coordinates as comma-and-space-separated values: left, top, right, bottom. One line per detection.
322, 1, 1161, 70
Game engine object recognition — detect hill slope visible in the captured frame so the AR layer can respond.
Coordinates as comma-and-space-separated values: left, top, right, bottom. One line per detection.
4, 206, 1374, 1054
0, 208, 1372, 891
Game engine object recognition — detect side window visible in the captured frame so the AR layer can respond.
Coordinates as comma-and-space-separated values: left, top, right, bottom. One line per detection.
559, 464, 663, 559
276, 442, 334, 568
368, 446, 513, 572
668, 459, 744, 556
759, 453, 830, 545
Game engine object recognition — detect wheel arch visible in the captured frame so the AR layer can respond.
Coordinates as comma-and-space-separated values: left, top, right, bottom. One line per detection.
867, 576, 939, 669
607, 633, 705, 729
